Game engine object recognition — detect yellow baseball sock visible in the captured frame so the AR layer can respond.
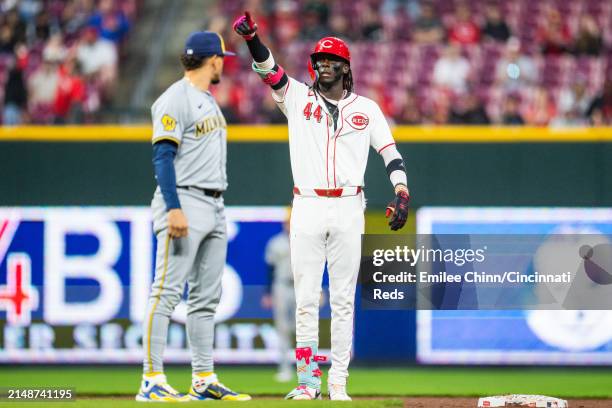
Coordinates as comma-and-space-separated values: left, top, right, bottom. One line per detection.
195, 372, 214, 378
144, 372, 163, 378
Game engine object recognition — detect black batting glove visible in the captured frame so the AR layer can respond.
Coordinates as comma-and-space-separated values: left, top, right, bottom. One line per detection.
233, 11, 258, 40
385, 190, 410, 231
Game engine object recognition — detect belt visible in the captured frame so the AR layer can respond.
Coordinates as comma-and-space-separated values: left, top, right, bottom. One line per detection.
293, 186, 362, 197
177, 186, 223, 198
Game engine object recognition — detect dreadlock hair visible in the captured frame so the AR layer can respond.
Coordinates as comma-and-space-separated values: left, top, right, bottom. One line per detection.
344, 68, 354, 93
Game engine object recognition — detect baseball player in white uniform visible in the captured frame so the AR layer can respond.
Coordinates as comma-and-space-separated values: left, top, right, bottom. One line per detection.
234, 12, 410, 401
136, 31, 250, 402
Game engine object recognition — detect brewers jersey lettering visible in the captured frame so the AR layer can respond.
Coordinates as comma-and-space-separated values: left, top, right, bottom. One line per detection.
151, 77, 228, 191
272, 77, 395, 189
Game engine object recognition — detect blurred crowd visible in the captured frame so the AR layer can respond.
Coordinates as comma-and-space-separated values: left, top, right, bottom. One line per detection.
211, 0, 612, 126
0, 0, 135, 125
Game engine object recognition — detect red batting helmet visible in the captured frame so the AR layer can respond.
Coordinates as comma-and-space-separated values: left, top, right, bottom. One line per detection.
308, 36, 351, 81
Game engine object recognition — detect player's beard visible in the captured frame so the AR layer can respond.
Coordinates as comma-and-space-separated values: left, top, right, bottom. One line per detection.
211, 77, 220, 85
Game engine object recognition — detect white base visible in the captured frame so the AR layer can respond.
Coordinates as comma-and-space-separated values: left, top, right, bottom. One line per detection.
478, 394, 568, 407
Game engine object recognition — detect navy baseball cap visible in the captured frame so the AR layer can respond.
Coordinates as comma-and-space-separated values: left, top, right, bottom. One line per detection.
184, 31, 236, 57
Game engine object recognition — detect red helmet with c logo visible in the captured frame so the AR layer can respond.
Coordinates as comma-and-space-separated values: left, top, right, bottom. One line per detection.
308, 36, 351, 80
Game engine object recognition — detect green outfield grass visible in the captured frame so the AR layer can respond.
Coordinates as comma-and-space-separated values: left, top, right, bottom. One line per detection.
1, 400, 405, 408
1, 366, 612, 400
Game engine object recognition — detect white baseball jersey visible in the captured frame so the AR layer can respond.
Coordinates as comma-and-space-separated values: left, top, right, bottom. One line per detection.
272, 77, 395, 189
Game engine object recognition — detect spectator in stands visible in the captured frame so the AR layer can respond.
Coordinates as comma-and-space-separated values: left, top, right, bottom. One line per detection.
524, 87, 556, 126
76, 25, 117, 95
587, 80, 612, 126
260, 95, 287, 124
572, 15, 603, 56
361, 2, 384, 40
43, 33, 67, 63
4, 9, 26, 45
554, 77, 592, 125
61, 0, 96, 35
397, 90, 422, 124
411, 2, 444, 45
34, 9, 51, 42
448, 2, 480, 45
482, 2, 510, 42
330, 15, 353, 40
2, 50, 28, 125
537, 8, 571, 55
449, 92, 490, 124
27, 53, 59, 122
88, 0, 130, 44
501, 93, 525, 125
433, 43, 471, 93
300, 2, 328, 41
0, 24, 15, 54
274, 1, 300, 47
495, 37, 537, 91
53, 58, 85, 124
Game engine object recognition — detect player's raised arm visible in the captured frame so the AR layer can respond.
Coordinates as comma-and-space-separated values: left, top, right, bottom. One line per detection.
233, 11, 288, 94
370, 104, 410, 231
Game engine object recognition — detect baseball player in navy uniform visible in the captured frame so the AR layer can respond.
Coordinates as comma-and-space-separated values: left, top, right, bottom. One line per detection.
136, 31, 250, 402
234, 12, 410, 401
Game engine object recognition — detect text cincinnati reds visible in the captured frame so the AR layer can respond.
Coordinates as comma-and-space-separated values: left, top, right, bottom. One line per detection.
371, 271, 573, 284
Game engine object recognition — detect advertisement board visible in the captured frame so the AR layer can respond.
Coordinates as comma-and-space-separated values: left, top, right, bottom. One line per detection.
0, 206, 329, 364
416, 207, 612, 365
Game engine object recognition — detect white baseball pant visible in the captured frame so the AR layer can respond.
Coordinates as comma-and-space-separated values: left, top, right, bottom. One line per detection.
290, 193, 365, 386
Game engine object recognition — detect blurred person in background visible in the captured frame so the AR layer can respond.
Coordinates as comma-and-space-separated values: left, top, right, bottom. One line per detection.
537, 8, 571, 55
448, 2, 480, 45
495, 37, 537, 91
210, 79, 241, 124
34, 8, 51, 42
61, 0, 96, 35
0, 23, 15, 53
3, 9, 26, 45
88, 0, 130, 44
524, 87, 556, 126
261, 215, 294, 383
433, 43, 471, 93
411, 2, 444, 45
553, 77, 592, 126
587, 80, 612, 125
361, 2, 384, 40
329, 15, 353, 40
500, 93, 525, 125
43, 33, 67, 62
448, 92, 490, 124
482, 1, 510, 42
273, 1, 300, 48
76, 25, 117, 96
572, 15, 603, 56
27, 52, 59, 122
53, 58, 85, 124
260, 94, 287, 124
300, 1, 329, 41
2, 47, 27, 125
396, 90, 422, 124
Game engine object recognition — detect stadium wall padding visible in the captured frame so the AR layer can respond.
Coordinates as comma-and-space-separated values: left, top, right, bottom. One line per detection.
1, 126, 611, 208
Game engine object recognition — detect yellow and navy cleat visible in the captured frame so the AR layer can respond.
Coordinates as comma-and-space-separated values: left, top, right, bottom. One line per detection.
135, 373, 191, 402
188, 374, 251, 401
